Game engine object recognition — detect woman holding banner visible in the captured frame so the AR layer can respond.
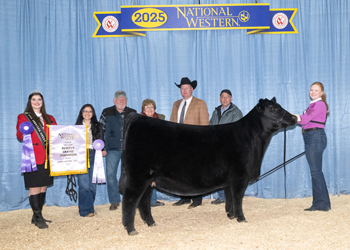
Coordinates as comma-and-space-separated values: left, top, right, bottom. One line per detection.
16, 91, 57, 229
75, 104, 103, 217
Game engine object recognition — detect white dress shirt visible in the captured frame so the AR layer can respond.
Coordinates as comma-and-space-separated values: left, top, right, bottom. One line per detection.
177, 95, 193, 123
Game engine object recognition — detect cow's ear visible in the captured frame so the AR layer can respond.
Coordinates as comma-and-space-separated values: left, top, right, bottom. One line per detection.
257, 99, 264, 112
258, 99, 264, 106
270, 97, 276, 103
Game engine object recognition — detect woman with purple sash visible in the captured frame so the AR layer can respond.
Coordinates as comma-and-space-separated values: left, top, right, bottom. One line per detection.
294, 82, 331, 211
75, 104, 103, 217
16, 91, 57, 229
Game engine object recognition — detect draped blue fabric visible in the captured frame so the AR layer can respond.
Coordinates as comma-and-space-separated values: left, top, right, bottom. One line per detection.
1, 0, 349, 211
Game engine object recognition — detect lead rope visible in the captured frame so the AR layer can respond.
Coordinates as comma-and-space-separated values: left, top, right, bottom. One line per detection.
249, 129, 305, 190
66, 175, 77, 203
284, 127, 287, 198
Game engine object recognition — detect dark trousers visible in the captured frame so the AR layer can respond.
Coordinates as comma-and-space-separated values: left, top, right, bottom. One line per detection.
303, 128, 331, 210
180, 195, 202, 204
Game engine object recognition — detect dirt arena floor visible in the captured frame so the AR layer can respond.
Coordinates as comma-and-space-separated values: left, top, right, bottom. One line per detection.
1, 195, 349, 250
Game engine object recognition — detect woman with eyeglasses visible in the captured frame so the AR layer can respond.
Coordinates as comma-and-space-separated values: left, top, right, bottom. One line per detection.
16, 91, 57, 229
75, 104, 103, 217
140, 99, 165, 207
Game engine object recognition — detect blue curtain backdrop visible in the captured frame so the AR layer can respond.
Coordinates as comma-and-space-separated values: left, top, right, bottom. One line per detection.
1, 0, 349, 211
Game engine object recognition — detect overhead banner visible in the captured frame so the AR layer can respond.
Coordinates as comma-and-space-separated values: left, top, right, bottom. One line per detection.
247, 9, 298, 34
120, 4, 270, 31
93, 12, 145, 38
48, 125, 88, 176
93, 4, 297, 37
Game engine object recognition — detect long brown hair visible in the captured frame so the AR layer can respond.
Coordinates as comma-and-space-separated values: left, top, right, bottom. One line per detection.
24, 92, 51, 126
75, 104, 101, 140
311, 82, 329, 113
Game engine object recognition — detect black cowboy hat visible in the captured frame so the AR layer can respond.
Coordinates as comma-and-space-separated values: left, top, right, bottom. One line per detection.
174, 77, 197, 90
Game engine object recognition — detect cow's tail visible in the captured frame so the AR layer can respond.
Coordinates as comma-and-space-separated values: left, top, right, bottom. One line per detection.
119, 151, 127, 195
119, 112, 139, 195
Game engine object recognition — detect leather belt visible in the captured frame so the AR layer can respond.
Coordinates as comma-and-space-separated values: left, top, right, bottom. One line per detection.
302, 127, 321, 134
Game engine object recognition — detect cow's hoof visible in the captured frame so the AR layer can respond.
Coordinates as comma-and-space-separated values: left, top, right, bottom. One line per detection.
227, 213, 236, 220
149, 222, 156, 227
237, 217, 247, 223
128, 230, 139, 236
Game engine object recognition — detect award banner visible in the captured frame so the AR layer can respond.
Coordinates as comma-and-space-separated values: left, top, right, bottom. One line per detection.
93, 12, 146, 38
120, 4, 270, 31
247, 9, 298, 34
93, 4, 298, 37
49, 125, 88, 176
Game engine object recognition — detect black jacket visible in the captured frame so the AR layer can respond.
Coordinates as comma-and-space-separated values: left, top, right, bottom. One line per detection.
99, 106, 136, 151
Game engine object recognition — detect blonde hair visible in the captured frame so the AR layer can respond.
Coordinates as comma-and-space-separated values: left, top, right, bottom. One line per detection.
311, 82, 329, 113
141, 99, 156, 112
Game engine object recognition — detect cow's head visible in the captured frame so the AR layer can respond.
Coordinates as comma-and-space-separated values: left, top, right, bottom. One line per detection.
257, 97, 297, 131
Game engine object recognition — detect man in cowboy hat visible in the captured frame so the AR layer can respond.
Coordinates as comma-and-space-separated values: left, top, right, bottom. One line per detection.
170, 77, 209, 209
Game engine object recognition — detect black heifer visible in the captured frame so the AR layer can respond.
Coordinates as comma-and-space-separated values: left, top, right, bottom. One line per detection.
120, 97, 297, 235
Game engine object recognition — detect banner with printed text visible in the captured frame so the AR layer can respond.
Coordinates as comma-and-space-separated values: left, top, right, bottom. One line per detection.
93, 4, 297, 37
49, 125, 88, 176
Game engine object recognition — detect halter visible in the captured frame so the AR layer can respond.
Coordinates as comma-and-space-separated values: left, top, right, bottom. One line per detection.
256, 105, 287, 124
276, 110, 287, 123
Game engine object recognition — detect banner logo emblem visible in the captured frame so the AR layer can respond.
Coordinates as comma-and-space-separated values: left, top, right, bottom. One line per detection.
239, 11, 250, 22
102, 16, 119, 32
272, 13, 288, 29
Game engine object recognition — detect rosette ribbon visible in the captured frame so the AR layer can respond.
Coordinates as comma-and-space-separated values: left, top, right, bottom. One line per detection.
92, 139, 106, 183
19, 122, 38, 173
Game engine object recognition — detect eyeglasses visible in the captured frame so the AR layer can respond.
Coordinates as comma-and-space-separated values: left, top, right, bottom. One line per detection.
145, 106, 154, 110
83, 110, 93, 113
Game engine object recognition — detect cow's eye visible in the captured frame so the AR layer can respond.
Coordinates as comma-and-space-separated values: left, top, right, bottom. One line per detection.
269, 107, 275, 111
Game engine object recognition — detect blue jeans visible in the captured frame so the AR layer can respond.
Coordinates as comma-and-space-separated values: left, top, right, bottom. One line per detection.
216, 189, 226, 201
106, 150, 121, 204
78, 149, 96, 217
303, 129, 331, 210
151, 189, 157, 204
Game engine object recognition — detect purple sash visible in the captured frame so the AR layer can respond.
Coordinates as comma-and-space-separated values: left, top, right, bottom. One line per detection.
24, 112, 47, 150
19, 122, 38, 172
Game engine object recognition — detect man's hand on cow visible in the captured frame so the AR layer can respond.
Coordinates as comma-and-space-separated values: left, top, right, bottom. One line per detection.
102, 150, 107, 157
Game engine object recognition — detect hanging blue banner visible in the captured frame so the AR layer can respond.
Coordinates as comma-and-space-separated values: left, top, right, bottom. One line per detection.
120, 4, 270, 31
92, 4, 298, 37
247, 9, 298, 34
93, 12, 145, 38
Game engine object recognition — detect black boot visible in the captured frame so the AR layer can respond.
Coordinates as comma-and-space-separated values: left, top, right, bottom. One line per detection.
31, 192, 52, 224
29, 194, 48, 229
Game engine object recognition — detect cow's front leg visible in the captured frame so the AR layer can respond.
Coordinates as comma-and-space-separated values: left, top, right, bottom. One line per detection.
231, 182, 248, 222
138, 186, 155, 227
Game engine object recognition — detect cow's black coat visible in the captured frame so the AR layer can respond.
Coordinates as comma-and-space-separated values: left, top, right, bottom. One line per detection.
120, 98, 297, 235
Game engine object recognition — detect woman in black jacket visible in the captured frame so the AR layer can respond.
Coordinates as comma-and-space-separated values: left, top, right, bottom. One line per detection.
75, 104, 103, 217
